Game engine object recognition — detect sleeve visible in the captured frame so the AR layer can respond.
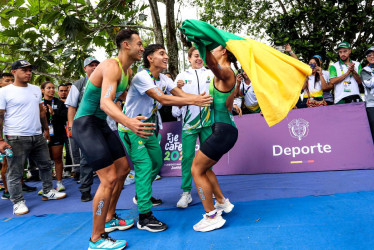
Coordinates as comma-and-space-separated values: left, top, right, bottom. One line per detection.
0, 89, 6, 110
37, 88, 43, 104
64, 85, 80, 107
361, 70, 374, 89
174, 73, 183, 85
233, 97, 242, 108
165, 76, 177, 92
357, 63, 362, 75
57, 99, 68, 123
172, 106, 182, 118
323, 71, 330, 83
133, 72, 158, 95
329, 64, 338, 78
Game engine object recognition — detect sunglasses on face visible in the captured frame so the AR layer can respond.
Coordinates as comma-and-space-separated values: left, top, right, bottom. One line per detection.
367, 53, 374, 58
309, 64, 317, 69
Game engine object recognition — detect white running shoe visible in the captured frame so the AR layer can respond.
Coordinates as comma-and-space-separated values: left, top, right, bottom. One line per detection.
56, 181, 66, 192
176, 192, 192, 208
193, 214, 226, 232
42, 189, 67, 201
13, 201, 29, 215
214, 198, 234, 213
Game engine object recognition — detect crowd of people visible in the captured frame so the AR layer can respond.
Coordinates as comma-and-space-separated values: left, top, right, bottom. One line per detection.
0, 27, 373, 250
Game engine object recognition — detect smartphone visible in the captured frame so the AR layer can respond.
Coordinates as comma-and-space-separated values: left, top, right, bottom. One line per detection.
275, 46, 285, 53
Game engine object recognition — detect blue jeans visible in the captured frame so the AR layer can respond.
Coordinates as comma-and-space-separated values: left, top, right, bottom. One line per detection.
5, 134, 53, 204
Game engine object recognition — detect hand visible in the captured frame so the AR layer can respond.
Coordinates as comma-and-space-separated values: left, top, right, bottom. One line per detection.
193, 92, 213, 107
233, 104, 242, 117
315, 66, 322, 74
0, 140, 11, 154
177, 80, 185, 89
43, 130, 50, 142
42, 105, 47, 113
236, 74, 243, 84
284, 44, 292, 52
348, 62, 355, 73
47, 104, 54, 115
125, 116, 155, 139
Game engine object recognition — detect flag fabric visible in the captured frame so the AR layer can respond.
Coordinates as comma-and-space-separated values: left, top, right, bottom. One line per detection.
179, 19, 312, 127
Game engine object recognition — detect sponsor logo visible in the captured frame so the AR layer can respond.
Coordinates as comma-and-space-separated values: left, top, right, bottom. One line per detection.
138, 140, 143, 145
288, 118, 309, 141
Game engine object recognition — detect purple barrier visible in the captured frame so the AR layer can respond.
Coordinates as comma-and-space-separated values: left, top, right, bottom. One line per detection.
160, 102, 374, 176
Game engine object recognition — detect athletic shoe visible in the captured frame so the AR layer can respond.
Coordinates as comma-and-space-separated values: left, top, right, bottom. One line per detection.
154, 175, 161, 180
81, 191, 93, 202
56, 181, 66, 192
13, 200, 29, 215
0, 184, 4, 191
73, 172, 80, 181
214, 198, 234, 214
38, 189, 43, 195
63, 170, 71, 178
105, 213, 135, 232
42, 189, 67, 200
22, 183, 37, 192
88, 233, 127, 250
1, 191, 10, 199
176, 192, 192, 208
193, 214, 226, 232
137, 212, 168, 232
133, 195, 163, 206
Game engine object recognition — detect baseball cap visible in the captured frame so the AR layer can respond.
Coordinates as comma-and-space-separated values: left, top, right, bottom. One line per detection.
83, 57, 100, 67
312, 55, 323, 63
336, 42, 351, 50
11, 60, 36, 70
364, 46, 374, 56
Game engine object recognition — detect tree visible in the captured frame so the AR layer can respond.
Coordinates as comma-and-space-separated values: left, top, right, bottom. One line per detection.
195, 0, 374, 66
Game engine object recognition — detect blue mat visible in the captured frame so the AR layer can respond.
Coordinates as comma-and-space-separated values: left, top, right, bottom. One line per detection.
2, 191, 374, 249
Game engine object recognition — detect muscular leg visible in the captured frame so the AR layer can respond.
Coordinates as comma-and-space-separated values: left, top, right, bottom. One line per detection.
106, 156, 130, 222
50, 145, 64, 181
91, 164, 118, 242
206, 169, 225, 204
191, 150, 217, 212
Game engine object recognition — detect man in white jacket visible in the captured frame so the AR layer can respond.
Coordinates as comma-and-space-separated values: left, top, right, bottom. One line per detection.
172, 47, 214, 208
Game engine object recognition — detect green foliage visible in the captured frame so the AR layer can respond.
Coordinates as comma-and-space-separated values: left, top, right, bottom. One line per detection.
194, 0, 374, 66
0, 0, 151, 82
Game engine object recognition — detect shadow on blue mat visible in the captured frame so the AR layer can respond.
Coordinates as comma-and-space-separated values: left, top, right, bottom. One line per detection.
2, 191, 374, 249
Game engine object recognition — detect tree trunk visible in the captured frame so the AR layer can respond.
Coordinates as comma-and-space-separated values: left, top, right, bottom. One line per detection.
149, 0, 164, 45
165, 0, 179, 78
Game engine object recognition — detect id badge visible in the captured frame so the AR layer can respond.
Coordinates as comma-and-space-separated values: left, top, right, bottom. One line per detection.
48, 124, 54, 136
343, 81, 351, 92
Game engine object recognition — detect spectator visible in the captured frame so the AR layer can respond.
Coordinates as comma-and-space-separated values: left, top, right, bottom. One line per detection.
41, 81, 68, 191
301, 56, 330, 107
284, 44, 298, 59
65, 82, 72, 92
0, 60, 66, 215
57, 84, 68, 102
330, 42, 362, 104
0, 73, 14, 87
360, 46, 374, 142
65, 57, 100, 202
234, 71, 261, 115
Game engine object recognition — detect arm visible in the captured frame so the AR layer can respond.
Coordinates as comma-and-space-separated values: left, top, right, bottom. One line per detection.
205, 49, 234, 81
100, 60, 155, 138
284, 44, 298, 59
330, 70, 351, 85
0, 109, 11, 153
39, 104, 50, 142
68, 106, 77, 128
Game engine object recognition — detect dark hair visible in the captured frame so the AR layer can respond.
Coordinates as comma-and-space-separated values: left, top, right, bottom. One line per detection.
0, 73, 13, 78
226, 49, 240, 71
188, 47, 197, 58
41, 81, 53, 90
65, 82, 72, 86
180, 33, 192, 48
143, 44, 165, 68
58, 83, 67, 90
311, 56, 321, 85
115, 29, 139, 50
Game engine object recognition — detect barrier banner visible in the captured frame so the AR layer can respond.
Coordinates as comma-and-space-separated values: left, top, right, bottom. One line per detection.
160, 103, 374, 176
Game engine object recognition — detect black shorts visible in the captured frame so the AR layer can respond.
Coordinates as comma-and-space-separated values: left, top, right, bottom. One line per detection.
200, 122, 238, 162
72, 115, 126, 171
49, 135, 65, 147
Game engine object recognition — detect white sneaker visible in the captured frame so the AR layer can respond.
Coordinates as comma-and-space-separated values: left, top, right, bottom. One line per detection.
63, 170, 71, 178
214, 198, 234, 213
13, 201, 29, 215
42, 189, 67, 201
193, 214, 226, 232
177, 192, 192, 208
56, 181, 65, 192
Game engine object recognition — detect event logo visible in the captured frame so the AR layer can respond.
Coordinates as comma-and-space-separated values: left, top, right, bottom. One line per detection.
288, 118, 309, 141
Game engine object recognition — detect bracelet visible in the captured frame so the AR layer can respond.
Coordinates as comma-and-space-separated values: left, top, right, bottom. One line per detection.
289, 51, 295, 54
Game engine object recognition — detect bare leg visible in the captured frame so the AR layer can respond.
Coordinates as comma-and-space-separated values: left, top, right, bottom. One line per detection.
191, 151, 217, 212
206, 169, 225, 204
1, 158, 8, 192
50, 145, 64, 181
91, 164, 118, 242
106, 156, 130, 222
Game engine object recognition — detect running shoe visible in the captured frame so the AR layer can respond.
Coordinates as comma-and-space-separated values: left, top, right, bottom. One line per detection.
81, 191, 93, 202
13, 200, 29, 215
137, 212, 168, 232
214, 198, 234, 213
56, 181, 66, 192
133, 195, 162, 206
38, 189, 43, 195
22, 183, 37, 192
193, 213, 226, 232
88, 233, 127, 250
1, 191, 10, 199
105, 213, 135, 232
42, 189, 67, 200
176, 192, 192, 208
154, 175, 161, 180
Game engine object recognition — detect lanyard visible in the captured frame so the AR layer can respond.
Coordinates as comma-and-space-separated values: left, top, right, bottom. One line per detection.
42, 97, 54, 123
339, 62, 352, 82
241, 81, 251, 96
145, 68, 159, 117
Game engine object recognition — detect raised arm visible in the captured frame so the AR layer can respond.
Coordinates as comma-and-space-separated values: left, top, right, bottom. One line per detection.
205, 48, 233, 81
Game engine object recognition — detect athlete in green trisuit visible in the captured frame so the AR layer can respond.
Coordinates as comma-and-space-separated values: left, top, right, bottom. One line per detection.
118, 44, 212, 232
72, 29, 155, 250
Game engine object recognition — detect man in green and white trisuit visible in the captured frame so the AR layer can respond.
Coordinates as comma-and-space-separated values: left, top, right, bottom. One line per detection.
172, 46, 214, 208
118, 44, 212, 232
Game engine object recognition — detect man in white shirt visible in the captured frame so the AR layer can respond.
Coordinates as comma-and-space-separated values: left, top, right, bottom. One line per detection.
0, 60, 66, 215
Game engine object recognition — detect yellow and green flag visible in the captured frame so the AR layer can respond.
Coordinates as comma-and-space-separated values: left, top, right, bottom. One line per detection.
180, 20, 312, 127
